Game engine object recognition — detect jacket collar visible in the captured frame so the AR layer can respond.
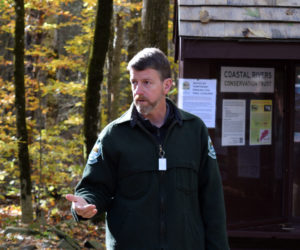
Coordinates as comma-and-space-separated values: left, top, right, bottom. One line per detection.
115, 98, 195, 126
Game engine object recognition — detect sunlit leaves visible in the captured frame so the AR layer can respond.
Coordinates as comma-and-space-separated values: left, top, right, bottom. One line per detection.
43, 80, 85, 97
64, 114, 83, 126
0, 0, 15, 34
64, 33, 92, 56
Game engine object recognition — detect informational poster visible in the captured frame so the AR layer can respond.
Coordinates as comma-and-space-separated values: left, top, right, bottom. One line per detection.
220, 67, 274, 93
250, 100, 272, 145
178, 78, 216, 128
222, 99, 246, 146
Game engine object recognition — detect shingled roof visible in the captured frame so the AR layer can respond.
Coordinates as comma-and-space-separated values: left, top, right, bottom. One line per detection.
178, 0, 300, 40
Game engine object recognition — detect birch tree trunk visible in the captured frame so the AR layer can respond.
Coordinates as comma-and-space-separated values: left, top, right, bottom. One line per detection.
84, 0, 113, 156
14, 0, 33, 223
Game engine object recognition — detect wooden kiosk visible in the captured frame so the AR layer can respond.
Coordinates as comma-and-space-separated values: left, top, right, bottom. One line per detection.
174, 1, 300, 248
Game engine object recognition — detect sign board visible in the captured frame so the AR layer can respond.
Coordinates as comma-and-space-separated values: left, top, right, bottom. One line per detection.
178, 78, 216, 128
221, 67, 274, 93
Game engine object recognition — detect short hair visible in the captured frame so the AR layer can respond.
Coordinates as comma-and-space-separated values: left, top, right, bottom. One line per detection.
127, 48, 171, 81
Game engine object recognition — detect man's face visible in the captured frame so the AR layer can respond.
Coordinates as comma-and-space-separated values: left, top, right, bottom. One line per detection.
130, 68, 169, 117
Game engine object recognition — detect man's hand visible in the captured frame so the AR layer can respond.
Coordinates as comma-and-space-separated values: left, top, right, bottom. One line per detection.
65, 194, 97, 218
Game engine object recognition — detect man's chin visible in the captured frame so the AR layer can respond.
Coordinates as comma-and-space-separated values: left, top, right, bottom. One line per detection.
136, 105, 152, 116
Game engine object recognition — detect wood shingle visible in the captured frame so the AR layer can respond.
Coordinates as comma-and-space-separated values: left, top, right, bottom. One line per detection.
178, 0, 300, 39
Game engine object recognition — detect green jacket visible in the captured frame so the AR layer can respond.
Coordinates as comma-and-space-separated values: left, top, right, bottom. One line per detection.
74, 103, 229, 250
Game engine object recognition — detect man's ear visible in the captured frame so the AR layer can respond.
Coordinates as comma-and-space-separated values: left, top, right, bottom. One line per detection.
163, 78, 173, 94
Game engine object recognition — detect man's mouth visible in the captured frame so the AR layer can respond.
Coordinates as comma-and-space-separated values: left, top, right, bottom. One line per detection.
135, 96, 148, 104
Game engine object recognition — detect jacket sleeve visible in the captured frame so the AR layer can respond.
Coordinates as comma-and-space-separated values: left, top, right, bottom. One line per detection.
72, 131, 117, 222
198, 125, 230, 250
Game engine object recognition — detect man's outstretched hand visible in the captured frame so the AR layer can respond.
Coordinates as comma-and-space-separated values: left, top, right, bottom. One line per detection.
65, 194, 97, 218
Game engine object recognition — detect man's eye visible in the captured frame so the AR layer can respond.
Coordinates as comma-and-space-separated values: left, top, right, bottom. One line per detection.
131, 81, 137, 85
144, 81, 150, 85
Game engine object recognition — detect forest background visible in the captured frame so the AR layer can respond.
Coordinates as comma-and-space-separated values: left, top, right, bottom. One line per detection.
0, 0, 177, 248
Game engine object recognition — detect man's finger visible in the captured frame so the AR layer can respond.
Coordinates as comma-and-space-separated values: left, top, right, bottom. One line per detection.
76, 204, 96, 211
65, 194, 77, 202
76, 204, 97, 217
65, 194, 97, 218
80, 208, 98, 218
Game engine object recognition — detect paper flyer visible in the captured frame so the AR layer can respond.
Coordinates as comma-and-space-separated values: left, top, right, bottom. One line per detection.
178, 78, 217, 128
222, 99, 246, 146
250, 100, 272, 145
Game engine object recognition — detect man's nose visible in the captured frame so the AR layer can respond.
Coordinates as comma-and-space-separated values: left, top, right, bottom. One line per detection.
134, 82, 144, 95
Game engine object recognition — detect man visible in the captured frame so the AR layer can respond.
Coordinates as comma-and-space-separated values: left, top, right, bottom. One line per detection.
66, 48, 229, 250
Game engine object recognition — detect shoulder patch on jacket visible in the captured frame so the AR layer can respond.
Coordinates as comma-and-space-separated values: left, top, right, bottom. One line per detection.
208, 136, 216, 159
87, 141, 102, 165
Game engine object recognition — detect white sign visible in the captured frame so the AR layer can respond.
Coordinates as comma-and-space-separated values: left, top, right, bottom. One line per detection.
222, 99, 246, 146
178, 78, 216, 128
221, 67, 274, 93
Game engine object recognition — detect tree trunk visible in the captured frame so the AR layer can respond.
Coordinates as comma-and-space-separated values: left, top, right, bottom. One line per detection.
141, 0, 169, 55
107, 14, 124, 122
128, 0, 142, 60
14, 0, 33, 223
83, 0, 113, 156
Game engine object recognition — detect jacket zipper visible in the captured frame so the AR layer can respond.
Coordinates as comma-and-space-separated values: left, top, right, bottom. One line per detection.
137, 120, 177, 249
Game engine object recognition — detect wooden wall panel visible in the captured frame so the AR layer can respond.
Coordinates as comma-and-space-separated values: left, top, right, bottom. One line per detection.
179, 0, 300, 6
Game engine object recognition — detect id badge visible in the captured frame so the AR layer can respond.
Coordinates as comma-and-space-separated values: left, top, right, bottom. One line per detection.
159, 158, 167, 171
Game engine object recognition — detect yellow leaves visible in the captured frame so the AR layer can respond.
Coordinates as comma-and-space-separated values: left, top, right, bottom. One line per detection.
64, 115, 83, 126
0, 170, 8, 181
0, 20, 15, 34
75, 101, 83, 107
0, 0, 15, 33
25, 45, 55, 70
0, 57, 13, 66
83, 0, 97, 7
124, 17, 141, 28
25, 0, 61, 14
1, 1, 88, 217
65, 33, 92, 56
43, 55, 86, 73
43, 80, 85, 97
39, 199, 49, 210
0, 91, 14, 106
42, 22, 57, 30
25, 44, 86, 73
50, 207, 59, 216
131, 2, 143, 12
48, 57, 71, 71
0, 204, 21, 217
